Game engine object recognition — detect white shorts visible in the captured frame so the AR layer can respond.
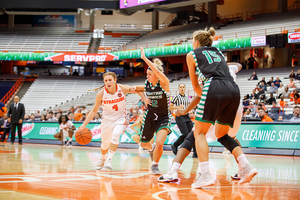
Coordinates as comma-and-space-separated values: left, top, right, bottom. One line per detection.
206, 102, 243, 141
100, 117, 127, 150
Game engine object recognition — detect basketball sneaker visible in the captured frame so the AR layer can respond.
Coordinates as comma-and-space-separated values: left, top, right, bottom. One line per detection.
231, 171, 241, 180
157, 171, 178, 183
101, 159, 112, 171
96, 158, 105, 170
66, 141, 72, 146
191, 173, 215, 188
239, 164, 257, 184
151, 164, 161, 175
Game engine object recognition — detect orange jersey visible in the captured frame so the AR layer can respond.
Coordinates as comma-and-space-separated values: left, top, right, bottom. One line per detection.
262, 115, 273, 122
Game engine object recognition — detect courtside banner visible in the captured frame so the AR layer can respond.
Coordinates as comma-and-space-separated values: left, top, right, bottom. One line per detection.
0, 37, 251, 61
13, 122, 300, 149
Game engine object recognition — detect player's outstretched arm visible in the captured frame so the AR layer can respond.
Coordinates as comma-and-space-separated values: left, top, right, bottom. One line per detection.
140, 47, 169, 89
176, 95, 200, 116
80, 90, 103, 128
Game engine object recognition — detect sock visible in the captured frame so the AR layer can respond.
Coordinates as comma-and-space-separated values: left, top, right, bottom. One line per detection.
148, 144, 155, 151
199, 161, 210, 175
68, 137, 72, 142
107, 150, 115, 160
101, 153, 106, 160
238, 162, 242, 174
170, 162, 181, 172
237, 154, 249, 168
152, 161, 158, 165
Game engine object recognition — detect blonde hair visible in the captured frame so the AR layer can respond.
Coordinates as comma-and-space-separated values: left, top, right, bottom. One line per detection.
88, 72, 117, 91
152, 58, 164, 72
103, 71, 117, 79
193, 27, 216, 47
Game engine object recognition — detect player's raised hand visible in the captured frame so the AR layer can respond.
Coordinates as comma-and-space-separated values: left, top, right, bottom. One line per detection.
140, 47, 146, 60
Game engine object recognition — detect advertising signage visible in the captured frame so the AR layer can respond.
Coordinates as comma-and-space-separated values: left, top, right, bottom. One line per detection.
251, 36, 266, 46
288, 32, 300, 43
120, 0, 165, 9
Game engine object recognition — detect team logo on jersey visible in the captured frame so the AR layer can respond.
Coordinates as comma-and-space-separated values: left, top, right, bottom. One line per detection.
118, 93, 122, 97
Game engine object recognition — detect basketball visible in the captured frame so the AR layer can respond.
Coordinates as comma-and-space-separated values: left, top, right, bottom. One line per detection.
75, 127, 92, 145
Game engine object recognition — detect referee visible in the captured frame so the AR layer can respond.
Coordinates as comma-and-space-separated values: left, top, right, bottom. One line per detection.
170, 83, 196, 157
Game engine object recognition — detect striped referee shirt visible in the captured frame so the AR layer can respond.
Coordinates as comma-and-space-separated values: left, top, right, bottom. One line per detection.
171, 93, 189, 109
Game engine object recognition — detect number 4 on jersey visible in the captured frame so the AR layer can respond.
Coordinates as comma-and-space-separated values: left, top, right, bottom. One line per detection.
112, 104, 118, 111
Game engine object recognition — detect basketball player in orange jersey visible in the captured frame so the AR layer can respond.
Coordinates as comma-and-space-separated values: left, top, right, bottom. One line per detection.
80, 72, 147, 171
130, 47, 171, 175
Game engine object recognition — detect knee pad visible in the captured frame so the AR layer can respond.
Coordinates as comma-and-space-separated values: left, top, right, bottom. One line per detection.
217, 134, 239, 153
111, 125, 124, 145
180, 131, 195, 152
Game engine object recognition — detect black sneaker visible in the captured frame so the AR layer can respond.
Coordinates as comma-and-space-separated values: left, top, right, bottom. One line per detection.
171, 145, 178, 155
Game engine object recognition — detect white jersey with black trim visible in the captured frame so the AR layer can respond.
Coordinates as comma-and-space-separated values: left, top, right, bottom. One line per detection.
102, 84, 126, 121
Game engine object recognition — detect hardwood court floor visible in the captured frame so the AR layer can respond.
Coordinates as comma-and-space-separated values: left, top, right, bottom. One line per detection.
0, 143, 300, 200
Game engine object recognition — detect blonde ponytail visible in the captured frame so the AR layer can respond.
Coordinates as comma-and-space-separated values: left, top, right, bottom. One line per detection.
152, 58, 164, 72
193, 27, 216, 47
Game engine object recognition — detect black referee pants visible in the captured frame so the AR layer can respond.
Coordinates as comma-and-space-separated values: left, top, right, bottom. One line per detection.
173, 115, 193, 148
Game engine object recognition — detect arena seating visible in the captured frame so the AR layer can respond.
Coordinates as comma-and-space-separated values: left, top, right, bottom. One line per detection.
0, 27, 92, 53
20, 76, 103, 113
125, 10, 300, 49
98, 34, 141, 53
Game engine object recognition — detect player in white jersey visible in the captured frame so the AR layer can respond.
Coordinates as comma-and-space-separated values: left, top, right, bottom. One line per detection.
80, 72, 146, 171
158, 63, 244, 183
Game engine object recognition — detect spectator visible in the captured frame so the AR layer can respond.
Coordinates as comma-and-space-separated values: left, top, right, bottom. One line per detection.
242, 95, 250, 107
254, 85, 260, 93
188, 110, 195, 122
249, 89, 257, 100
290, 106, 300, 122
267, 77, 274, 86
258, 107, 273, 122
81, 106, 88, 115
258, 77, 267, 86
282, 86, 290, 98
23, 114, 29, 121
292, 93, 300, 105
0, 102, 7, 118
92, 113, 101, 122
244, 108, 252, 118
287, 78, 296, 88
130, 110, 139, 122
266, 93, 276, 105
269, 101, 280, 115
249, 101, 257, 117
277, 115, 284, 122
48, 69, 52, 76
80, 113, 86, 121
290, 89, 298, 101
268, 82, 278, 94
72, 69, 79, 76
54, 115, 76, 146
68, 113, 75, 121
40, 114, 46, 121
278, 96, 287, 113
0, 114, 11, 142
256, 82, 266, 99
247, 55, 256, 69
55, 113, 61, 121
289, 69, 295, 79
46, 113, 50, 121
28, 113, 36, 121
48, 111, 56, 121
273, 77, 282, 88
277, 83, 284, 98
248, 71, 258, 80
69, 106, 75, 114
295, 69, 300, 81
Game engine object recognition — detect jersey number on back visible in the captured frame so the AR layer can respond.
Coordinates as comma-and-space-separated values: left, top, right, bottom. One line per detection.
112, 104, 118, 111
203, 50, 221, 64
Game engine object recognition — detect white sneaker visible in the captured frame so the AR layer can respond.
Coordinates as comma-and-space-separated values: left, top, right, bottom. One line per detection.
151, 164, 161, 175
239, 164, 258, 184
101, 159, 112, 171
191, 173, 215, 188
96, 158, 105, 170
157, 171, 178, 183
231, 171, 241, 180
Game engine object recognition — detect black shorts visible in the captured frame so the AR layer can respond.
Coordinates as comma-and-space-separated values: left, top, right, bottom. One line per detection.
195, 78, 240, 128
140, 111, 171, 142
